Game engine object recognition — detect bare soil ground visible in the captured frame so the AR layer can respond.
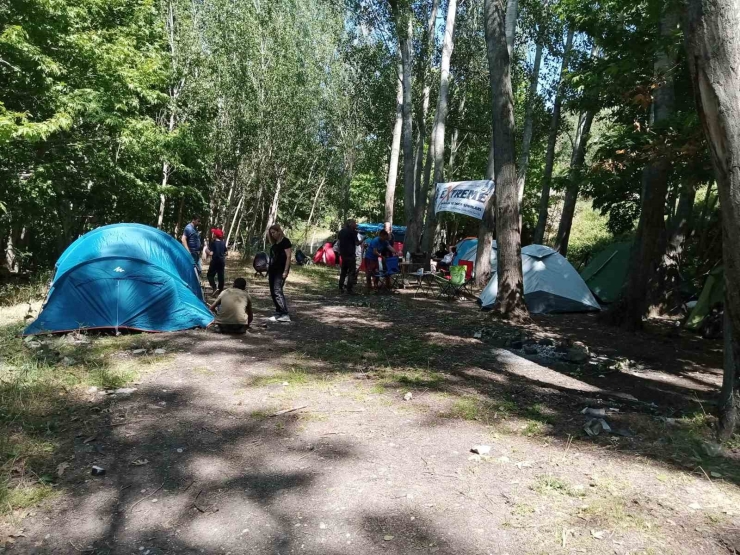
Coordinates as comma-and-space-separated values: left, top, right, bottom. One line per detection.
2, 264, 740, 554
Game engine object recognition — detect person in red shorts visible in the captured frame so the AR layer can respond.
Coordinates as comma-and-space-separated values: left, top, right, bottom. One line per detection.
363, 230, 397, 292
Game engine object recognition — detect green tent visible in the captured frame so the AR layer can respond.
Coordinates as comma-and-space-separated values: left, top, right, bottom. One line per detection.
685, 266, 724, 330
579, 242, 632, 303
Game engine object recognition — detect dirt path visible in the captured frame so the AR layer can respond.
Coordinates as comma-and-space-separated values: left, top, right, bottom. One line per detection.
6, 265, 740, 554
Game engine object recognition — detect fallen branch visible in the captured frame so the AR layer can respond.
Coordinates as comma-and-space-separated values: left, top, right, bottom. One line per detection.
106, 418, 157, 428
270, 405, 307, 417
129, 481, 164, 512
193, 490, 205, 513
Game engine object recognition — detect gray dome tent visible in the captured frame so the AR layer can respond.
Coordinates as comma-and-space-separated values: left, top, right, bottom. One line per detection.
468, 241, 600, 314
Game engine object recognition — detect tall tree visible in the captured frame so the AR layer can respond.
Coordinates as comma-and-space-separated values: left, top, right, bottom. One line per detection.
612, 8, 678, 331
385, 66, 404, 223
390, 1, 420, 252
421, 0, 459, 255
533, 27, 574, 245
516, 41, 543, 208
474, 1, 518, 286
553, 108, 596, 255
685, 0, 740, 436
483, 0, 528, 318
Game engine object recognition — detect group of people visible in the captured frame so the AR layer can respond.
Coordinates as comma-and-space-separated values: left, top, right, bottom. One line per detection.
180, 217, 293, 334
177, 214, 453, 332
335, 220, 398, 294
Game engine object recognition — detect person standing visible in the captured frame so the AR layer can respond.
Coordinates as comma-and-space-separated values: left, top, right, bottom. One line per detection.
338, 219, 360, 294
181, 216, 202, 271
205, 228, 227, 295
267, 224, 292, 322
364, 229, 397, 292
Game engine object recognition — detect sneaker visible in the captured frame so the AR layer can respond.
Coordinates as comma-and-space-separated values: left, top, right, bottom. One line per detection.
277, 314, 291, 323
266, 316, 279, 322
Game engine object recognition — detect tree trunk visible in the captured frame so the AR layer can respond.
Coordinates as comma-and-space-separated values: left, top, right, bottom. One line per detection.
385, 65, 404, 224
342, 152, 355, 224
399, 14, 420, 252
517, 42, 543, 207
685, 0, 740, 436
225, 194, 244, 247
649, 177, 697, 315
264, 174, 282, 241
174, 195, 185, 238
505, 0, 518, 59
448, 93, 466, 178
413, 0, 440, 214
474, 139, 497, 286
421, 0, 459, 256
533, 28, 574, 244
553, 109, 596, 256
157, 160, 171, 229
303, 176, 326, 243
612, 9, 677, 331
484, 0, 528, 319
718, 306, 740, 440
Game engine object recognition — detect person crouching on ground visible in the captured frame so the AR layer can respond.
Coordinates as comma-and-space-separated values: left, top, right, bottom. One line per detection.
209, 278, 253, 334
205, 228, 227, 296
364, 229, 397, 292
267, 224, 292, 322
338, 219, 361, 294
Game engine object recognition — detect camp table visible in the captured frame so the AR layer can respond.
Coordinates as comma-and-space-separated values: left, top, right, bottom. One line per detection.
398, 261, 426, 289
414, 271, 441, 297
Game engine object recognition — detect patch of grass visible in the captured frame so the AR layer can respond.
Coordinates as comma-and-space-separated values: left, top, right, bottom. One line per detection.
248, 367, 337, 388
0, 271, 52, 308
0, 318, 162, 521
531, 474, 583, 497
525, 403, 555, 424
522, 420, 546, 437
249, 409, 272, 420
512, 503, 535, 517
576, 497, 651, 530
0, 482, 57, 515
442, 397, 498, 425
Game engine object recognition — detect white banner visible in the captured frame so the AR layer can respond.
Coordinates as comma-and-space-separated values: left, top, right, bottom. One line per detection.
434, 180, 495, 220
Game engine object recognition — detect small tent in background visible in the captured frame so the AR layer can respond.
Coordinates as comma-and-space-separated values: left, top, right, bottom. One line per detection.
685, 266, 724, 330
24, 224, 213, 335
579, 242, 632, 303
452, 237, 478, 265
312, 242, 337, 265
470, 242, 600, 314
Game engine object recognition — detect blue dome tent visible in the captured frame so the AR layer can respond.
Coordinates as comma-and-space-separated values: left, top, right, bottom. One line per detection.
24, 224, 214, 335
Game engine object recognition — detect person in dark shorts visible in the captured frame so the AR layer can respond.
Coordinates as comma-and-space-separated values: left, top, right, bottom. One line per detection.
338, 219, 361, 294
364, 230, 397, 292
267, 224, 292, 322
205, 228, 227, 295
209, 278, 253, 334
181, 216, 202, 271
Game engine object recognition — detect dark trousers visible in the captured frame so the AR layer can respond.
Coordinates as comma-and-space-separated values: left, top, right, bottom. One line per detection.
207, 260, 225, 292
214, 323, 247, 334
339, 257, 357, 291
268, 273, 288, 315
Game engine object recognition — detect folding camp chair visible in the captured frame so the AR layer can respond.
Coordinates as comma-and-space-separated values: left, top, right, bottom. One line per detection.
435, 264, 473, 300
458, 260, 475, 296
376, 256, 401, 292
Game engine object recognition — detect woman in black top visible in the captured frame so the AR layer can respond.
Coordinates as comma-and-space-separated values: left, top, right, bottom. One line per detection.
267, 224, 292, 323
206, 228, 227, 295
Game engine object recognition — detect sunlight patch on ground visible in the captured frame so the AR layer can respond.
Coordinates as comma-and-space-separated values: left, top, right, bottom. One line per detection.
491, 348, 605, 394
0, 300, 41, 328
